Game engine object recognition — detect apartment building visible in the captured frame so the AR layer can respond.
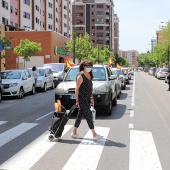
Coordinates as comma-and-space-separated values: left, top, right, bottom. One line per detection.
114, 14, 119, 55
119, 50, 139, 66
0, 0, 72, 36
72, 0, 115, 52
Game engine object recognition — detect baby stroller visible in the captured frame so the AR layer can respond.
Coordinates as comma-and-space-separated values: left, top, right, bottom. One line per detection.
48, 104, 77, 141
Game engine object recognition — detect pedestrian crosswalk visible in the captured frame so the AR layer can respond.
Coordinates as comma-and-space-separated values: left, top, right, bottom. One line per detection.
0, 121, 110, 170
0, 121, 163, 170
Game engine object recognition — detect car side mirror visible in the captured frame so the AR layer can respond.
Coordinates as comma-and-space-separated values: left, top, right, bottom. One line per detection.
110, 75, 117, 80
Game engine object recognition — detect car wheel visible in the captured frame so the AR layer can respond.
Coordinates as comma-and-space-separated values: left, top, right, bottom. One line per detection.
51, 81, 55, 89
105, 96, 112, 115
112, 93, 117, 106
30, 85, 35, 95
43, 83, 47, 92
17, 88, 24, 99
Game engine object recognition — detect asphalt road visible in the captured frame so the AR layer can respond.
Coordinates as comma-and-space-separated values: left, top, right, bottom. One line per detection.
0, 71, 170, 170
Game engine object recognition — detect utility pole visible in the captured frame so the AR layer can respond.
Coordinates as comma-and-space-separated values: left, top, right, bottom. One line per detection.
168, 45, 170, 70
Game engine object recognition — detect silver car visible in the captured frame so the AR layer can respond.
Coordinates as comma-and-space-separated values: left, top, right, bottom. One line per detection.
156, 68, 168, 79
1, 70, 35, 99
28, 67, 55, 91
111, 68, 126, 90
55, 64, 118, 115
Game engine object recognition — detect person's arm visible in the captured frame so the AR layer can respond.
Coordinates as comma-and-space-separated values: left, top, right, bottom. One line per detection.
75, 75, 83, 107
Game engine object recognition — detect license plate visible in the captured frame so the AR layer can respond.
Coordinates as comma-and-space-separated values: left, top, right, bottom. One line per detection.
70, 95, 76, 99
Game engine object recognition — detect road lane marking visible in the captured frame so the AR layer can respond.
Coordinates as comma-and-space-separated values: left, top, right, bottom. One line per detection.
129, 130, 162, 170
36, 111, 53, 121
62, 126, 110, 170
128, 123, 134, 129
0, 123, 38, 147
130, 110, 134, 117
0, 121, 7, 126
0, 125, 73, 170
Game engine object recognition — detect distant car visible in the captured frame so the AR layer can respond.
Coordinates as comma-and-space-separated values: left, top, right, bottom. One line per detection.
156, 68, 168, 79
154, 68, 160, 78
111, 68, 126, 90
43, 63, 66, 87
0, 74, 2, 102
1, 70, 35, 99
148, 67, 156, 76
55, 64, 118, 115
28, 67, 55, 92
110, 69, 122, 98
122, 67, 131, 80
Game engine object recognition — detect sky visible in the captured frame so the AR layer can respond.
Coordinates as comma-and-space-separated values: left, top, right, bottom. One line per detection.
114, 0, 170, 53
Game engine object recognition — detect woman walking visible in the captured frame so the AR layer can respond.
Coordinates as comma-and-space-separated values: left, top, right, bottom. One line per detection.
71, 60, 103, 141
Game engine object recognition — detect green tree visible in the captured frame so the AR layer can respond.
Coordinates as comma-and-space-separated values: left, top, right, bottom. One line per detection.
0, 30, 12, 71
14, 39, 42, 68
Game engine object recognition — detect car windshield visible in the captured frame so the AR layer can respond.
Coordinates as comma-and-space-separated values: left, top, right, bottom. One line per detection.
1, 71, 21, 79
92, 67, 106, 81
115, 69, 123, 75
28, 69, 45, 76
161, 68, 168, 72
64, 67, 79, 81
43, 64, 64, 72
64, 67, 106, 81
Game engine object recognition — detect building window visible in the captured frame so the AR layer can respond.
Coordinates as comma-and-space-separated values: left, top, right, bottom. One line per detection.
76, 13, 83, 17
76, 27, 83, 30
97, 18, 104, 24
76, 6, 83, 10
48, 2, 52, 8
97, 26, 103, 30
23, 0, 30, 6
56, 18, 58, 22
97, 4, 103, 8
2, 0, 8, 10
56, 8, 58, 12
64, 5, 66, 9
64, 14, 66, 18
15, 8, 18, 15
97, 33, 103, 37
35, 5, 39, 11
48, 24, 52, 30
10, 21, 13, 26
91, 19, 95, 22
96, 40, 103, 44
64, 23, 67, 27
23, 12, 30, 19
36, 17, 39, 24
48, 13, 52, 19
76, 20, 83, 24
64, 32, 67, 36
2, 17, 8, 25
97, 11, 104, 16
10, 6, 13, 13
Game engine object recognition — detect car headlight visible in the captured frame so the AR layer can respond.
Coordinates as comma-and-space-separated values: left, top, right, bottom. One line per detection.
95, 85, 107, 93
56, 85, 64, 93
9, 83, 18, 87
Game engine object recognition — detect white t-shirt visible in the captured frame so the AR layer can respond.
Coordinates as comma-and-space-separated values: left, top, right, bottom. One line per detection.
32, 71, 39, 79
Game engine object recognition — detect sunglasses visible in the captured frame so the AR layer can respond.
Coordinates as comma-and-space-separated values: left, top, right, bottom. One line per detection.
85, 65, 92, 68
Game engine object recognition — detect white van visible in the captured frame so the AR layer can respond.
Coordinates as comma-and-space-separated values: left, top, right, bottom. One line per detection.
43, 63, 66, 87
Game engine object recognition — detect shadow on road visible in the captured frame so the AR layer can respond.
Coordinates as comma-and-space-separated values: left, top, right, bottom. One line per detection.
58, 138, 126, 148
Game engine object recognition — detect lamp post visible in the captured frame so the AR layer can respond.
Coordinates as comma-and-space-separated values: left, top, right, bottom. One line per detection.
168, 45, 170, 70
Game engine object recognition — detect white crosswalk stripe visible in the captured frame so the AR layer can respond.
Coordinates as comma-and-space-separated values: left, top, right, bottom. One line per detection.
62, 127, 110, 170
0, 121, 7, 126
0, 122, 38, 147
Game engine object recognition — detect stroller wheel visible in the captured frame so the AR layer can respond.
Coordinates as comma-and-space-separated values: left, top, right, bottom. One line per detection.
48, 134, 55, 141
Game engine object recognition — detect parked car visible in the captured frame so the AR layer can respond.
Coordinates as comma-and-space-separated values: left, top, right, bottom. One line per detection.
0, 74, 2, 102
28, 67, 55, 91
148, 67, 156, 76
154, 68, 160, 78
55, 64, 118, 115
121, 67, 131, 80
43, 63, 66, 87
111, 68, 126, 90
109, 69, 121, 98
156, 68, 168, 79
0, 70, 35, 99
